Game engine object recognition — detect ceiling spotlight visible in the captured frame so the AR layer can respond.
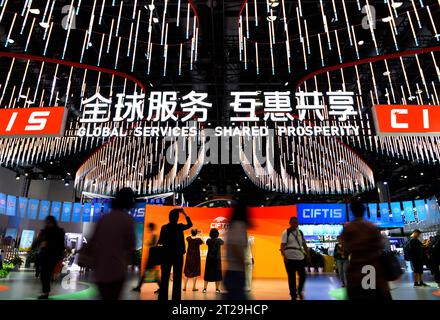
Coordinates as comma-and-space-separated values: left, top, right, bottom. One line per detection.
43, 175, 47, 181
24, 172, 29, 177
391, 2, 403, 9
420, 172, 424, 176
64, 181, 70, 187
39, 22, 49, 29
269, 1, 280, 8
382, 16, 392, 23
7, 39, 15, 44
15, 174, 20, 181
50, 161, 54, 165
148, 4, 155, 11
237, 188, 241, 192
383, 71, 390, 76
284, 82, 289, 86
152, 17, 159, 23
29, 8, 40, 15
384, 182, 388, 185
358, 40, 365, 46
67, 172, 71, 176
266, 16, 277, 22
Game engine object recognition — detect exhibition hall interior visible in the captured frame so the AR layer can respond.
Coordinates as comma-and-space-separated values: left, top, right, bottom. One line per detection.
0, 0, 439, 301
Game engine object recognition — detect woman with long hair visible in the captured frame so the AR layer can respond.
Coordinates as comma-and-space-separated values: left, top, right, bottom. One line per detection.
183, 228, 204, 291
203, 228, 224, 293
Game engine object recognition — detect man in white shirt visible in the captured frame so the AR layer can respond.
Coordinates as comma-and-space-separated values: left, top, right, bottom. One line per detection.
280, 216, 309, 300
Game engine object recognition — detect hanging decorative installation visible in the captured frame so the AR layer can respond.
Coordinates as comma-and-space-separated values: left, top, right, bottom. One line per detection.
0, 1, 205, 196
74, 125, 206, 196
296, 50, 440, 165
238, 0, 439, 75
0, 54, 142, 167
239, 130, 376, 195
0, 0, 200, 76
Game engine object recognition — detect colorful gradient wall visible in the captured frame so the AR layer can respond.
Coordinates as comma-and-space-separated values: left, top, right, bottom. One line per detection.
141, 205, 297, 279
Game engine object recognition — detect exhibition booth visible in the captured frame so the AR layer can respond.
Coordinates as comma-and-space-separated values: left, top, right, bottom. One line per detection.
140, 199, 440, 280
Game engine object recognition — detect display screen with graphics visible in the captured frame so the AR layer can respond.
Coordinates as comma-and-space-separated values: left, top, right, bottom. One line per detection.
142, 205, 297, 279
19, 230, 35, 251
18, 197, 27, 218
0, 193, 6, 215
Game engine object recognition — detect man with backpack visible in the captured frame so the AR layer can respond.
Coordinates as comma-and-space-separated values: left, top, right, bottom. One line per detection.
280, 216, 309, 301
429, 231, 440, 289
404, 229, 430, 287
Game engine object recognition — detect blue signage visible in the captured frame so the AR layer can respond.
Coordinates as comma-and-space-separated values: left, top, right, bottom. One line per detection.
5, 228, 17, 239
61, 202, 72, 222
19, 230, 35, 250
0, 193, 6, 215
368, 203, 378, 222
71, 203, 82, 222
6, 195, 17, 216
27, 199, 39, 220
130, 202, 146, 222
379, 202, 390, 223
50, 201, 61, 220
414, 199, 428, 222
403, 201, 415, 223
427, 200, 440, 223
297, 203, 346, 224
92, 203, 102, 222
39, 200, 51, 220
18, 197, 28, 218
82, 203, 91, 222
390, 202, 403, 223
102, 202, 111, 215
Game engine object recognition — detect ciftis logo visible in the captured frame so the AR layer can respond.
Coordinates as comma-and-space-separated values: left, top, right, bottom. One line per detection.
210, 217, 230, 235
372, 105, 440, 136
0, 107, 68, 138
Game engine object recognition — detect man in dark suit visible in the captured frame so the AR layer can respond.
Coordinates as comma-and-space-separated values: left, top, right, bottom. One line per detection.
158, 208, 193, 300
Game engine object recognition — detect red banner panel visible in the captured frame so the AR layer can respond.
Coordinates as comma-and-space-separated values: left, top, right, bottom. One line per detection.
0, 107, 67, 137
372, 105, 440, 136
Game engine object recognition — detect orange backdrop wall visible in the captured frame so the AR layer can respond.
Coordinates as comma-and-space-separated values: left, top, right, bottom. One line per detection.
142, 205, 297, 279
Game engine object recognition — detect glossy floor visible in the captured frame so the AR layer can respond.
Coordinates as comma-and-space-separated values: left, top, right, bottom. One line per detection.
0, 269, 439, 300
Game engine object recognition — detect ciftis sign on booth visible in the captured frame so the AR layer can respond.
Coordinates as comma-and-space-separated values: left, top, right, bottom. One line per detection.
0, 107, 68, 137
372, 105, 440, 136
296, 203, 347, 224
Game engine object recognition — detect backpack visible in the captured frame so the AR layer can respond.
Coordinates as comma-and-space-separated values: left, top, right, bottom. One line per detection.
403, 239, 412, 261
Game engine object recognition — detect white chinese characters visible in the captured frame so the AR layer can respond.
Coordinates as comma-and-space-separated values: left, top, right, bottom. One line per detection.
80, 90, 356, 124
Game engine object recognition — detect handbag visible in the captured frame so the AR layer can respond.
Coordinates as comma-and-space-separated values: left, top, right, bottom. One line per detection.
77, 242, 96, 269
380, 250, 403, 281
146, 246, 165, 268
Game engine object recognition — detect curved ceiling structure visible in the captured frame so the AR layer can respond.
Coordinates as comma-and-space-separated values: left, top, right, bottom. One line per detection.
0, 1, 439, 199
235, 0, 440, 194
